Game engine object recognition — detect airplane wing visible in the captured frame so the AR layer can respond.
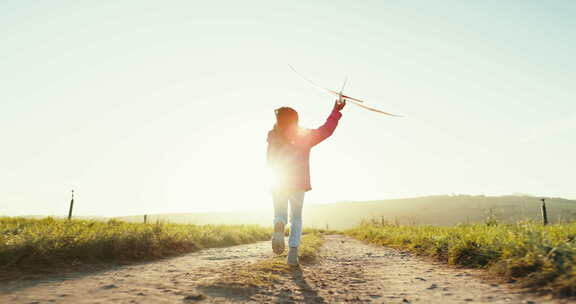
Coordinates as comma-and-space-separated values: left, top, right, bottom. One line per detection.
347, 99, 403, 117
289, 65, 403, 117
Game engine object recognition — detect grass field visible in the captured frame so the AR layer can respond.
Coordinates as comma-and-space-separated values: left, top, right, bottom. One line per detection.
348, 220, 576, 297
0, 217, 271, 275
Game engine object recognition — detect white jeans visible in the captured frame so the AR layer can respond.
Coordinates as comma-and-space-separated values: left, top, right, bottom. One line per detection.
273, 190, 305, 248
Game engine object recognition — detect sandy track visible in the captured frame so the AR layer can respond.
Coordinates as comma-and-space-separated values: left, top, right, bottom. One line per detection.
1, 235, 569, 303
240, 235, 564, 303
1, 241, 271, 304
204, 235, 567, 303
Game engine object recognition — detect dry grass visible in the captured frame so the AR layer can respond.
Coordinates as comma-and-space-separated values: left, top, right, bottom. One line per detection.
200, 232, 324, 291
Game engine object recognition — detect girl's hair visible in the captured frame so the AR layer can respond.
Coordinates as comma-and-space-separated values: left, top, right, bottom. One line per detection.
273, 107, 299, 142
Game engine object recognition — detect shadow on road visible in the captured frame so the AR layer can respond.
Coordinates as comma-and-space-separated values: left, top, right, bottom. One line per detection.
288, 267, 326, 304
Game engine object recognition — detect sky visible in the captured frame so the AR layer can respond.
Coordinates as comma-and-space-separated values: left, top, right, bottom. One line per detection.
1, 1, 575, 217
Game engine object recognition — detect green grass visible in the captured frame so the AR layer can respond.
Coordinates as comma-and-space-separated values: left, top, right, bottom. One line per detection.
0, 217, 271, 275
201, 232, 324, 290
348, 220, 576, 297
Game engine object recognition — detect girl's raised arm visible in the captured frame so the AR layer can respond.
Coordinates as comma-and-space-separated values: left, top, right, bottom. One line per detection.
307, 101, 345, 147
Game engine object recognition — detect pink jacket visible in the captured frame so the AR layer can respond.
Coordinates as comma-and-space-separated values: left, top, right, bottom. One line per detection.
267, 109, 343, 192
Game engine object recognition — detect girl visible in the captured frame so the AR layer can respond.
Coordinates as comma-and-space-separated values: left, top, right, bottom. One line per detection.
266, 98, 345, 265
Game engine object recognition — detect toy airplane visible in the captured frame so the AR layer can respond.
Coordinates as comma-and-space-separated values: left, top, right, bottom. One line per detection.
289, 65, 402, 117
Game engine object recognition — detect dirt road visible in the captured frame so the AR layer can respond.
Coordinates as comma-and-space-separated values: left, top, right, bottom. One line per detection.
0, 235, 567, 303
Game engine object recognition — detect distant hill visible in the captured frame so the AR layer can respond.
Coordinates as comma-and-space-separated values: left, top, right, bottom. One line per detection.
115, 195, 576, 230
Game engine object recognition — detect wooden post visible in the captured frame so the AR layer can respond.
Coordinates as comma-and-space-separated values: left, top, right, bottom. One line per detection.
541, 198, 548, 225
67, 190, 75, 220
144, 214, 148, 224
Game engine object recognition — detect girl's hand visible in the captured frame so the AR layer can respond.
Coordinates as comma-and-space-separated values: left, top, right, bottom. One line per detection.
333, 97, 346, 112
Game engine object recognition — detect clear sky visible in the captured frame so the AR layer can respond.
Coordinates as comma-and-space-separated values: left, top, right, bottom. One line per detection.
1, 1, 575, 217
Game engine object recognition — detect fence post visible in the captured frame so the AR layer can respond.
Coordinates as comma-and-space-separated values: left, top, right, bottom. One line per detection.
67, 190, 74, 220
144, 214, 148, 224
541, 198, 549, 225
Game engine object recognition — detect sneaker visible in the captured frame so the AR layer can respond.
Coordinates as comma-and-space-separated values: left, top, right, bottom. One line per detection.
287, 246, 299, 266
271, 222, 285, 254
